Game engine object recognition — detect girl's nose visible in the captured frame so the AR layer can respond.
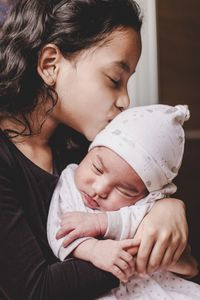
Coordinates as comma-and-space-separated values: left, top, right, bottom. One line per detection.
115, 91, 130, 110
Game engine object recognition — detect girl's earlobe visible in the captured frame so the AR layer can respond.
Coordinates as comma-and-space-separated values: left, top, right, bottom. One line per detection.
37, 44, 60, 86
43, 69, 56, 86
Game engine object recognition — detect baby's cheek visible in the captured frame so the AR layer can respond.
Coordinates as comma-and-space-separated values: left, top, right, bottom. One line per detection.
74, 170, 84, 190
104, 193, 124, 211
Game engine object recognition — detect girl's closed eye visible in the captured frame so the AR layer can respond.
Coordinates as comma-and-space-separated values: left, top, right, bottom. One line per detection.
107, 75, 121, 87
110, 77, 120, 86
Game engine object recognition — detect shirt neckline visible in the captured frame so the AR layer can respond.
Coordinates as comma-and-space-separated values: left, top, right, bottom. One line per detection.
0, 129, 59, 179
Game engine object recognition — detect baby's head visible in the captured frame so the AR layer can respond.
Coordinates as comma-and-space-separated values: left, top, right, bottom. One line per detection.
75, 104, 189, 211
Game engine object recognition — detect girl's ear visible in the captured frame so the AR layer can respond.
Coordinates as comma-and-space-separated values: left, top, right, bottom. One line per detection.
37, 44, 61, 86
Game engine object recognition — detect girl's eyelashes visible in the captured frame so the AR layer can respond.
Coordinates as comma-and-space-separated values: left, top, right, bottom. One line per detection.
107, 76, 120, 87
111, 78, 120, 86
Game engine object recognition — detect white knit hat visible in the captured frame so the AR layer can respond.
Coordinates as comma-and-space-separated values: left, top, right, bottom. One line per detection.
89, 104, 190, 193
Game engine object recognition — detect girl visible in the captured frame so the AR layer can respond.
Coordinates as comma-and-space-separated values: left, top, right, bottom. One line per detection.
0, 0, 188, 299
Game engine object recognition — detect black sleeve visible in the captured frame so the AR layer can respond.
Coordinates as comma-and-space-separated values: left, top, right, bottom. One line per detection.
0, 160, 118, 300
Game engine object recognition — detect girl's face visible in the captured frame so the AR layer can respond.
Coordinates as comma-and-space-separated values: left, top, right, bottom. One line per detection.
52, 28, 141, 141
75, 147, 148, 211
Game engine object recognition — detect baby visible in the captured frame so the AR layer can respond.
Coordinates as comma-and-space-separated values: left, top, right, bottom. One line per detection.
47, 104, 200, 299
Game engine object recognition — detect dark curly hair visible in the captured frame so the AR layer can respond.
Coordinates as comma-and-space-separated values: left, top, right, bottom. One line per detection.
0, 0, 142, 137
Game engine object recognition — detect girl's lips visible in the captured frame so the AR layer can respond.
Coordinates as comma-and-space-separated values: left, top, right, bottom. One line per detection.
82, 192, 99, 209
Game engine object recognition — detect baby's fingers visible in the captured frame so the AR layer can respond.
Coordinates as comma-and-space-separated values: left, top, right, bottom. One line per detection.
111, 264, 129, 283
120, 251, 136, 277
120, 251, 134, 266
56, 226, 73, 239
62, 229, 83, 247
120, 239, 136, 250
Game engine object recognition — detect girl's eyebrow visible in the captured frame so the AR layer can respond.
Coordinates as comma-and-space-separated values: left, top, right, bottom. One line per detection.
107, 60, 136, 76
107, 60, 131, 74
114, 60, 130, 73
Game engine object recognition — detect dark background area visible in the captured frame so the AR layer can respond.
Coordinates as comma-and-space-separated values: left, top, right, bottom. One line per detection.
156, 0, 200, 282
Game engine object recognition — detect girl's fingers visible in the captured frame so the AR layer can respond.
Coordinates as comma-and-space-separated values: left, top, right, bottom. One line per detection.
126, 246, 139, 256
146, 233, 181, 273
120, 239, 137, 249
136, 237, 185, 274
135, 236, 155, 274
146, 240, 169, 274
171, 243, 186, 265
159, 246, 175, 270
159, 238, 183, 269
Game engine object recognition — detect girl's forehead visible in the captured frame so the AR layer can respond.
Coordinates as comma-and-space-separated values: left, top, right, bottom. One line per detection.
76, 28, 141, 71
98, 28, 141, 54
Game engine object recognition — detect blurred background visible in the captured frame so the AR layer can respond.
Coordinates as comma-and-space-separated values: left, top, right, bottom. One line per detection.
156, 0, 200, 283
133, 0, 200, 283
131, 0, 200, 283
1, 0, 200, 282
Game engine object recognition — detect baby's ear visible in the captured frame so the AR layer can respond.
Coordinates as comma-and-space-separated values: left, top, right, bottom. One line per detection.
37, 44, 60, 86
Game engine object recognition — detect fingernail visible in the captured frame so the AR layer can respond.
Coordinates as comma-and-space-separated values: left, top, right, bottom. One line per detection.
56, 232, 62, 239
139, 273, 146, 278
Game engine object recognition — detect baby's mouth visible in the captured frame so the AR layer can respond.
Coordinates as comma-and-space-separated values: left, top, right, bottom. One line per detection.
82, 192, 99, 209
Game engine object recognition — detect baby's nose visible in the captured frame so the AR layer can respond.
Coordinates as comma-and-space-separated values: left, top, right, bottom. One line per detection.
93, 182, 109, 199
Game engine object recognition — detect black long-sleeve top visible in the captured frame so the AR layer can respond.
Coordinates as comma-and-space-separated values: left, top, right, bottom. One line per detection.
0, 129, 118, 300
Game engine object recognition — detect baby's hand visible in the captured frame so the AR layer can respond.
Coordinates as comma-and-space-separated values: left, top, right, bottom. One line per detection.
91, 239, 136, 282
56, 211, 107, 247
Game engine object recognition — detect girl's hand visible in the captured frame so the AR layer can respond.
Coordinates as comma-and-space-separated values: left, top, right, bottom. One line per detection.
56, 212, 107, 247
133, 198, 188, 275
90, 239, 137, 282
167, 245, 199, 278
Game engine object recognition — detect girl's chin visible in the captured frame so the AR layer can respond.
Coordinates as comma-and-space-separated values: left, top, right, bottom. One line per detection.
84, 131, 97, 142
85, 126, 105, 142
85, 124, 107, 141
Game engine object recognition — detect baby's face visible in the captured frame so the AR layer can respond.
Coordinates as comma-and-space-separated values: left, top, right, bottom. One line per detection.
74, 147, 148, 211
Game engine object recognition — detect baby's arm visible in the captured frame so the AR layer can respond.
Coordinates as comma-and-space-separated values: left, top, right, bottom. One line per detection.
57, 201, 153, 247
57, 211, 107, 247
105, 202, 154, 240
57, 195, 191, 278
72, 238, 137, 282
47, 166, 94, 260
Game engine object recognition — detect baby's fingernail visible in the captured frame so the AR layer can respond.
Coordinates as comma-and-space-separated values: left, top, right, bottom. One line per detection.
139, 272, 146, 278
122, 279, 128, 283
56, 231, 62, 239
